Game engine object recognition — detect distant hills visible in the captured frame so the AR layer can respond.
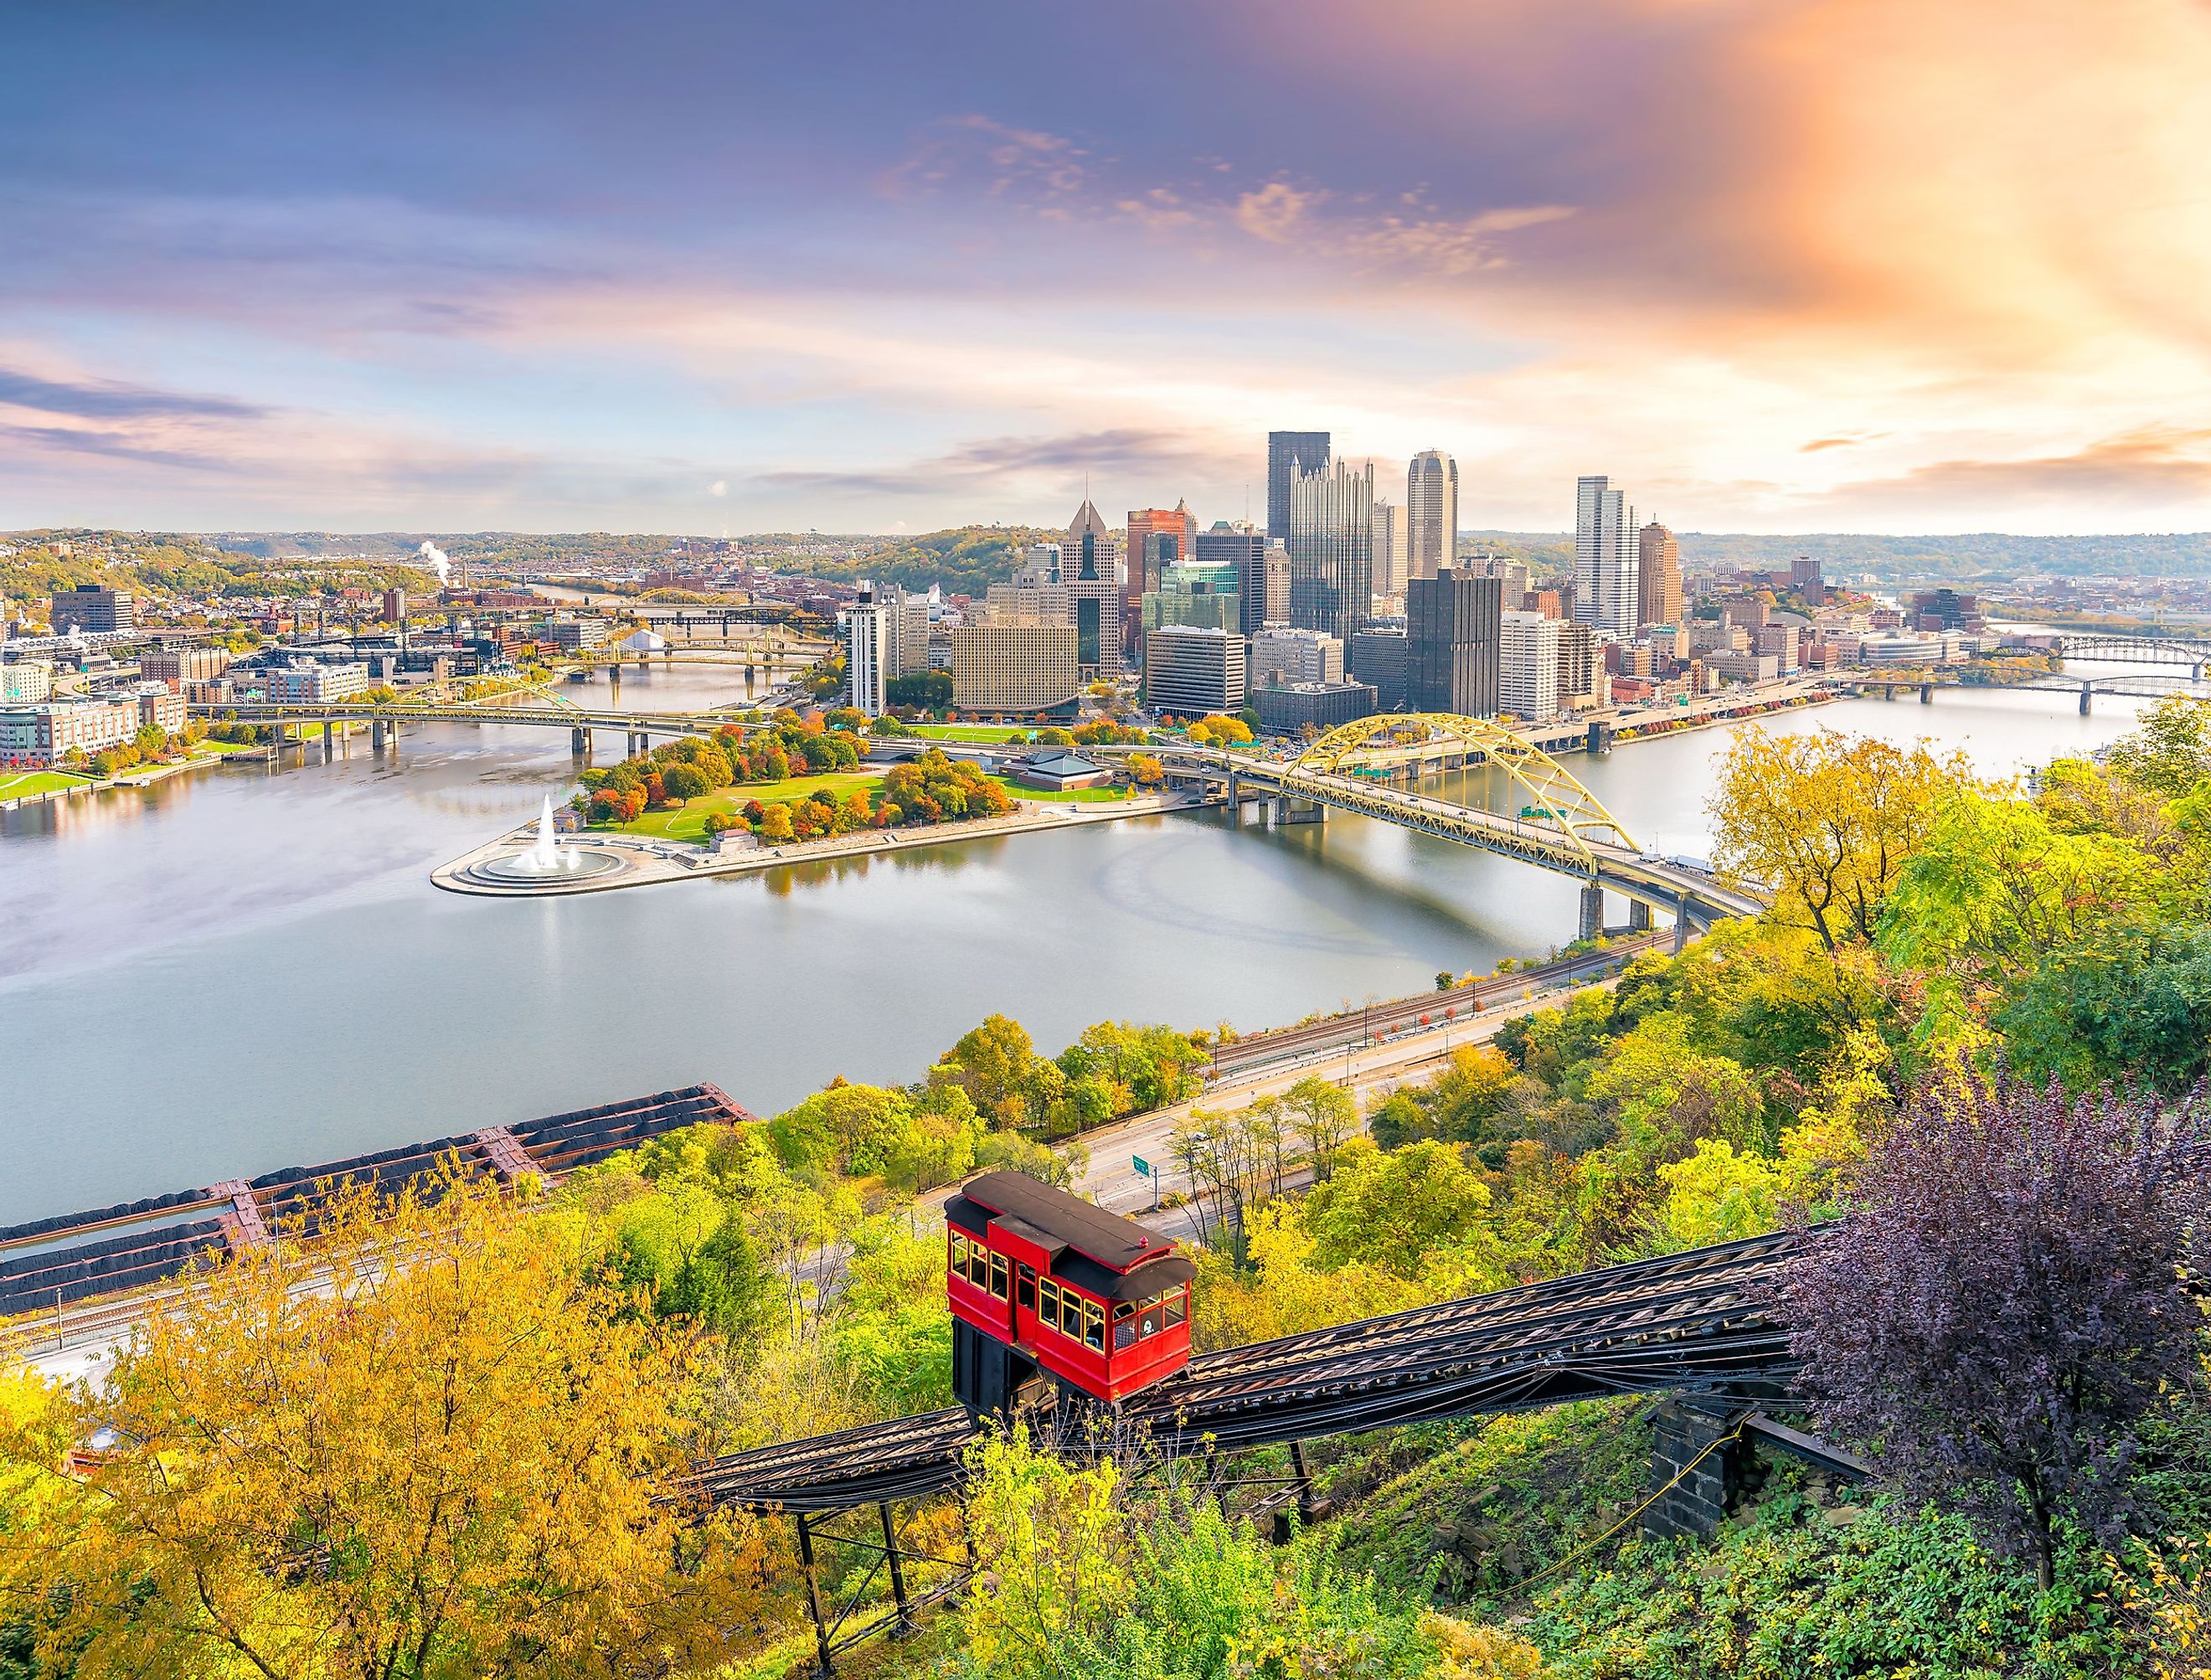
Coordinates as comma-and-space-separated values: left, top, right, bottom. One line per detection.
1469, 530, 2211, 583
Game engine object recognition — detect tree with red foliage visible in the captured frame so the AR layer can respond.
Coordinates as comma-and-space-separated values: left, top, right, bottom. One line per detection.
1781, 1065, 2211, 1589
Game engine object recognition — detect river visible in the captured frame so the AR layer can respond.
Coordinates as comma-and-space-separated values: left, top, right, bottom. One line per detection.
0, 664, 2151, 1224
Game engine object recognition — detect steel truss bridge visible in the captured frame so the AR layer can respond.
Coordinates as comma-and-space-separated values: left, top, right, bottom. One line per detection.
2054, 632, 2211, 668
693, 1231, 1812, 1514
1112, 714, 1765, 935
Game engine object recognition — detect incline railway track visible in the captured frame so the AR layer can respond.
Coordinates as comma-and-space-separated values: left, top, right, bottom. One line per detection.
688, 1230, 1803, 1513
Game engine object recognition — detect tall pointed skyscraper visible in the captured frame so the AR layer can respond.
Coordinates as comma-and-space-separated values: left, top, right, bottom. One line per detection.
1406, 450, 1458, 583
1267, 430, 1330, 543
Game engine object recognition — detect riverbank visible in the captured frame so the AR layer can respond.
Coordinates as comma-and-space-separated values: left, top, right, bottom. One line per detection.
0, 752, 223, 812
430, 789, 1212, 897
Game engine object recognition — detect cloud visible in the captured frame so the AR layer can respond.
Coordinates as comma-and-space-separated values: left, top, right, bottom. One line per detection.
760, 426, 1236, 497
0, 366, 265, 421
0, 424, 224, 471
1822, 428, 2211, 518
709, 478, 727, 497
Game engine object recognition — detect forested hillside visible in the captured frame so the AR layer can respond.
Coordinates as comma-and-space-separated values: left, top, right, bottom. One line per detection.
9, 706, 2211, 1679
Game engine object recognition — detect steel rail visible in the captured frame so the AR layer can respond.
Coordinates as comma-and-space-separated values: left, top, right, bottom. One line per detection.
692, 1230, 1806, 1512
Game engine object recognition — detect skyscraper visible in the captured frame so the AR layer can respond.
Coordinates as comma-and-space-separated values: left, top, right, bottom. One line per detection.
1267, 430, 1330, 543
1406, 451, 1459, 583
1125, 502, 1193, 658
1574, 476, 1640, 636
1195, 523, 1273, 636
846, 582, 890, 716
1369, 500, 1408, 600
1636, 521, 1683, 630
1287, 459, 1374, 643
1406, 569, 1501, 717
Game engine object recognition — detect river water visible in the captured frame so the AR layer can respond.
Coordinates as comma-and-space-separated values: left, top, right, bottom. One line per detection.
0, 664, 2150, 1224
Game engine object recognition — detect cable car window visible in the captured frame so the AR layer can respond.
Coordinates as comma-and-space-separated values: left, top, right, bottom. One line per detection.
1017, 1265, 1037, 1311
1060, 1290, 1084, 1338
989, 1255, 1010, 1299
1083, 1301, 1106, 1351
1038, 1280, 1061, 1333
1138, 1293, 1161, 1337
1164, 1286, 1188, 1327
1113, 1302, 1136, 1350
950, 1231, 968, 1275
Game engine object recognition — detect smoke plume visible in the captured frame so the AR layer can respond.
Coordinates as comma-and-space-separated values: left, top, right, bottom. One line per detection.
419, 540, 451, 585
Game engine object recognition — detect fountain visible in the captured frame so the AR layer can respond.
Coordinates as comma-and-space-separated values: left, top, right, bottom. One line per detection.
461, 794, 626, 887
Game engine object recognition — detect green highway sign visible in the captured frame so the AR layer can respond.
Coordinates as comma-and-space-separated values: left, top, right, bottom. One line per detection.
1132, 1156, 1152, 1178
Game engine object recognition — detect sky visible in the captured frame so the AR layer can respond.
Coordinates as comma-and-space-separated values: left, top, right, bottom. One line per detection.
6, 0, 2211, 537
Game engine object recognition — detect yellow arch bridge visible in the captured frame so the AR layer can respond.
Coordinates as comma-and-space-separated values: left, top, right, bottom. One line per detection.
1130, 714, 1765, 941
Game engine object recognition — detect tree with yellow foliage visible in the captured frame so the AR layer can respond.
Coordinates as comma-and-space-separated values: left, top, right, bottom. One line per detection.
2, 1168, 766, 1680
1709, 728, 1969, 953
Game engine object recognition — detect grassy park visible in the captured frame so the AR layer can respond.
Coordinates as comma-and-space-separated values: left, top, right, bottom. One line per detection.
0, 770, 94, 801
590, 770, 888, 843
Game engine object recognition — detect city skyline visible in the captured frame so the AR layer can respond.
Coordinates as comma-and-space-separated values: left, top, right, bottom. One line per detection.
8, 3, 2211, 538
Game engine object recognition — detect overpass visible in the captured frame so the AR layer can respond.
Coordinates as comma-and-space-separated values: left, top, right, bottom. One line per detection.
189, 696, 763, 757
1834, 668, 2211, 714
1110, 715, 1765, 940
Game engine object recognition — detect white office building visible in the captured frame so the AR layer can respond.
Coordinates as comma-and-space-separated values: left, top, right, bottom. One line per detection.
1498, 610, 1562, 720
1249, 626, 1344, 688
1574, 476, 1641, 636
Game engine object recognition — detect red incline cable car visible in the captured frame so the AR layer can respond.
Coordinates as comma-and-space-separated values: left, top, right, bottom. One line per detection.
946, 1170, 1196, 1414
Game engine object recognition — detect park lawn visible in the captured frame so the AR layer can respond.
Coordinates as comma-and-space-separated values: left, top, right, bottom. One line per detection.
904, 722, 1049, 743
595, 770, 886, 843
987, 774, 1130, 804
0, 770, 94, 801
197, 737, 270, 756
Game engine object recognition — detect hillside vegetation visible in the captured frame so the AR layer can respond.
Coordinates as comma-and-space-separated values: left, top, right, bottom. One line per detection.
10, 703, 2211, 1678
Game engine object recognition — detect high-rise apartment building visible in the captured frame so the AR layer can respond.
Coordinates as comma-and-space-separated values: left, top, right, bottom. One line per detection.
1406, 451, 1459, 584
1266, 430, 1330, 543
1249, 626, 1344, 688
1144, 625, 1246, 718
1369, 500, 1408, 600
1574, 477, 1640, 636
1287, 458, 1374, 643
846, 582, 892, 715
1406, 569, 1501, 717
1498, 610, 1562, 720
1636, 521, 1683, 630
1556, 621, 1606, 709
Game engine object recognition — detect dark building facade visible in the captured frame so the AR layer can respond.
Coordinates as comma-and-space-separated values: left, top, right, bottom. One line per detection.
1266, 430, 1330, 543
1195, 528, 1286, 636
1406, 569, 1502, 717
1255, 680, 1378, 738
1348, 626, 1408, 711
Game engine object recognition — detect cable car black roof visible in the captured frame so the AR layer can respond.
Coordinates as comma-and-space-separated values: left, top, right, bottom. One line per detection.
947, 1171, 1196, 1300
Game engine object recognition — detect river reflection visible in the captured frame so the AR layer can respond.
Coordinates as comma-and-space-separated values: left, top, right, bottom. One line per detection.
0, 668, 2151, 1224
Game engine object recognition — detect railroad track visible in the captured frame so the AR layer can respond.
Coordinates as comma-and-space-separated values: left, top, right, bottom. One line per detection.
695, 1230, 1804, 1511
